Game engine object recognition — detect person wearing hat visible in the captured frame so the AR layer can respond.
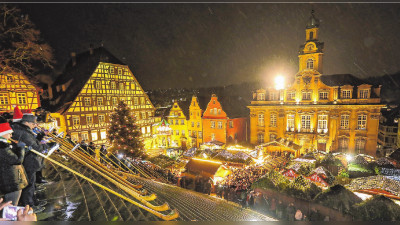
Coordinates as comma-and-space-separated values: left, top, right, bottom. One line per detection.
11, 113, 50, 213
0, 122, 29, 206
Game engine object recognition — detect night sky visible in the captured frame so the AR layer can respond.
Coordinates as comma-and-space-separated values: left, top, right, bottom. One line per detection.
14, 3, 400, 90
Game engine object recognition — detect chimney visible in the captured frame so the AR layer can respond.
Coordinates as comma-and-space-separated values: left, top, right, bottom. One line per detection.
89, 44, 93, 55
71, 52, 76, 66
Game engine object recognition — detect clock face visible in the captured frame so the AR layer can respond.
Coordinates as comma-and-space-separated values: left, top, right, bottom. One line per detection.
307, 44, 313, 50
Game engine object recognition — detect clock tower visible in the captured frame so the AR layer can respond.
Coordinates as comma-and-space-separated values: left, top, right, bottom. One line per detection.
298, 10, 324, 74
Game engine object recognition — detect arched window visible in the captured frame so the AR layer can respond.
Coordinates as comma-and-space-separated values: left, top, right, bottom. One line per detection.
306, 58, 314, 69
258, 114, 265, 127
338, 137, 349, 152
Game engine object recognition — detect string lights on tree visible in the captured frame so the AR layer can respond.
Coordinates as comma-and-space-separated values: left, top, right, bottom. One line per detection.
107, 101, 146, 158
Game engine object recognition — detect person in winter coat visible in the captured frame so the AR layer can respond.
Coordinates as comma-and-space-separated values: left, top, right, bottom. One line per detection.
11, 114, 50, 211
0, 123, 28, 205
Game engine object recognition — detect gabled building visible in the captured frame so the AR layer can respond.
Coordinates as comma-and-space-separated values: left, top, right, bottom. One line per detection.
188, 96, 203, 148
47, 47, 155, 146
202, 94, 248, 145
167, 100, 190, 149
0, 73, 41, 113
248, 11, 384, 156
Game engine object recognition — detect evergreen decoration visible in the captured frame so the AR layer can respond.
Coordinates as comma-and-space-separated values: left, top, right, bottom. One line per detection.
107, 101, 146, 158
354, 195, 400, 221
313, 184, 362, 214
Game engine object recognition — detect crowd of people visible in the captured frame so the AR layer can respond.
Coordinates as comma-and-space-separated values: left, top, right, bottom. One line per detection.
0, 106, 60, 221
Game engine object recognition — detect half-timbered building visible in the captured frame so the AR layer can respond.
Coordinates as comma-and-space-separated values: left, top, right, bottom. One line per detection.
0, 73, 41, 112
47, 47, 155, 146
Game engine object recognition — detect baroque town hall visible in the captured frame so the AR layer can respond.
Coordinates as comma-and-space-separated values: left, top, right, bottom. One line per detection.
248, 11, 384, 156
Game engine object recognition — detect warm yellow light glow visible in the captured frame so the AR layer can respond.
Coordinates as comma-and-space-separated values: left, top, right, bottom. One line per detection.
192, 157, 222, 164
274, 75, 285, 90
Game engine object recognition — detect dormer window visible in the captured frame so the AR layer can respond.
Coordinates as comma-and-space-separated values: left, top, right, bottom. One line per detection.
302, 91, 312, 100
269, 91, 279, 101
359, 89, 369, 99
341, 90, 352, 99
319, 91, 328, 100
306, 58, 314, 69
287, 91, 295, 101
257, 93, 265, 101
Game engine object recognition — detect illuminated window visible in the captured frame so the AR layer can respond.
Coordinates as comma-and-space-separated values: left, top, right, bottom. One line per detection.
6, 76, 13, 83
357, 114, 367, 130
319, 92, 328, 100
287, 114, 294, 130
257, 133, 264, 144
302, 91, 311, 100
0, 94, 9, 105
189, 130, 191, 136
359, 89, 369, 99
211, 133, 215, 140
355, 138, 366, 154
91, 131, 98, 141
175, 120, 178, 125
95, 81, 101, 89
340, 115, 349, 129
306, 58, 314, 69
258, 114, 264, 127
210, 109, 213, 114
119, 83, 124, 90
270, 114, 277, 127
197, 122, 200, 128
287, 91, 295, 101
229, 121, 234, 128
140, 97, 145, 105
193, 131, 197, 138
112, 97, 118, 105
318, 115, 328, 131
97, 97, 104, 106
301, 115, 311, 131
98, 114, 105, 123
111, 82, 116, 89
81, 133, 88, 141
72, 116, 80, 126
217, 121, 223, 129
218, 109, 221, 115
84, 97, 91, 106
100, 130, 107, 140
341, 90, 351, 99
134, 97, 138, 105
182, 130, 185, 136
211, 121, 215, 128
17, 93, 27, 104
180, 120, 184, 125
142, 112, 146, 120
257, 93, 265, 101
148, 111, 152, 117
86, 115, 93, 125
199, 131, 202, 139
191, 122, 194, 127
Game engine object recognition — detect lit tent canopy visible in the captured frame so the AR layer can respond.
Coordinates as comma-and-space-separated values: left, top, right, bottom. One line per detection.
184, 158, 231, 182
257, 138, 301, 157
200, 140, 225, 150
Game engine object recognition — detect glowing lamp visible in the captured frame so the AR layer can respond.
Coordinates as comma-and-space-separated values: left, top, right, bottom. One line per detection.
346, 154, 353, 162
274, 75, 285, 90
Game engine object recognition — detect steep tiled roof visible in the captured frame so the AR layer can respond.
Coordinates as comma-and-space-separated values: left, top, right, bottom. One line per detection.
48, 47, 125, 113
196, 94, 248, 119
320, 74, 369, 87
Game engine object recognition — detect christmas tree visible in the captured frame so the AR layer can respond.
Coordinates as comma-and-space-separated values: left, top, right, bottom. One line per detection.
107, 101, 146, 158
